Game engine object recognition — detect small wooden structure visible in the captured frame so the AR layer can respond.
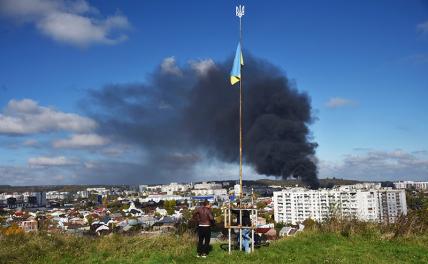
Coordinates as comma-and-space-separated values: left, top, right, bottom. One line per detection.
223, 203, 258, 254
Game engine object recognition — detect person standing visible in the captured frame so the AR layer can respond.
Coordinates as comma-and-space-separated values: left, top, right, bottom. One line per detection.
193, 200, 214, 258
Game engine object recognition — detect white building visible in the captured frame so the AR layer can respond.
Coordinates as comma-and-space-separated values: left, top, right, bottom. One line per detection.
161, 182, 191, 194
76, 190, 89, 199
192, 182, 227, 200
394, 181, 428, 191
146, 185, 163, 192
86, 187, 110, 195
138, 185, 148, 193
46, 191, 70, 200
234, 184, 241, 197
273, 187, 407, 224
141, 194, 184, 203
193, 182, 222, 190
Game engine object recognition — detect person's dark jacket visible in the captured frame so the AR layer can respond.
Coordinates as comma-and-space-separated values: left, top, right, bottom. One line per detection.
193, 206, 214, 226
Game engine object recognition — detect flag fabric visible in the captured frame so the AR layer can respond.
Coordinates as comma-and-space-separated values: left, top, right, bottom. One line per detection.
230, 43, 244, 85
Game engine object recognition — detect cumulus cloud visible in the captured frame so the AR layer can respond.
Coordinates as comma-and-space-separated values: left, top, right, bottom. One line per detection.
0, 164, 79, 185
319, 150, 428, 181
0, 0, 130, 47
160, 57, 215, 77
161, 57, 182, 76
417, 21, 428, 35
0, 99, 97, 135
189, 59, 216, 76
325, 97, 357, 108
28, 156, 77, 167
53, 133, 109, 148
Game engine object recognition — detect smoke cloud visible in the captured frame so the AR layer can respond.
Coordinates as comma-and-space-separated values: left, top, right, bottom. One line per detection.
86, 55, 319, 188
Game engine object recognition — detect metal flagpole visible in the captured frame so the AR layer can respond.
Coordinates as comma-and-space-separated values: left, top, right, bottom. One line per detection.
236, 5, 245, 200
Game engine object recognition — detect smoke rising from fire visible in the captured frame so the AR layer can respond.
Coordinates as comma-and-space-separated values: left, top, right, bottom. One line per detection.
87, 54, 319, 188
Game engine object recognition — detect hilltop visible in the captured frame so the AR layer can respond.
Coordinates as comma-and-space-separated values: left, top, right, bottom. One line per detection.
1, 229, 427, 264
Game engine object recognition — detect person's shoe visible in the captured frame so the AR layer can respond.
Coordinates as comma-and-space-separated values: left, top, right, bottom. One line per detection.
196, 254, 201, 258
201, 254, 207, 258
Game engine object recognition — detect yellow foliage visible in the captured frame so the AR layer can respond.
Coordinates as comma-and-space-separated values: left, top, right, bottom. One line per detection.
2, 223, 24, 236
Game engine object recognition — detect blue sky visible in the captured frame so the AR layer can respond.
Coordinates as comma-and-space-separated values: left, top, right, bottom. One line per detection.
0, 0, 427, 185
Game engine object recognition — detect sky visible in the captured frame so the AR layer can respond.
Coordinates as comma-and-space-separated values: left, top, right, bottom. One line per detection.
0, 0, 427, 185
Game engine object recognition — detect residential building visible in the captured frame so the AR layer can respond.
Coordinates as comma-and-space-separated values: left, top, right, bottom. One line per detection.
161, 182, 191, 194
76, 190, 89, 199
25, 192, 46, 207
46, 191, 70, 200
394, 181, 428, 191
139, 185, 148, 193
194, 182, 222, 190
273, 186, 407, 224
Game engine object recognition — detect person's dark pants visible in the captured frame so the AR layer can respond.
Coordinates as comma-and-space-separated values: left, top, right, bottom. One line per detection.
197, 226, 211, 255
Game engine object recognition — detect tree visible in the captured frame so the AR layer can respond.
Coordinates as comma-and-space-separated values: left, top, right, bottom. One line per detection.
256, 201, 267, 210
2, 223, 24, 236
164, 200, 176, 215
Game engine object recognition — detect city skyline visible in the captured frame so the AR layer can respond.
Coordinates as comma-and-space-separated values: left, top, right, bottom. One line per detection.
0, 0, 428, 185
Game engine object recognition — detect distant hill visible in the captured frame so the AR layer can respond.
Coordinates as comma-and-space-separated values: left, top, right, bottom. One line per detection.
0, 184, 129, 193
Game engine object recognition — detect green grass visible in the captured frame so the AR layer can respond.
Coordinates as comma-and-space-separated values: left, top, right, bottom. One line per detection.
1, 231, 427, 264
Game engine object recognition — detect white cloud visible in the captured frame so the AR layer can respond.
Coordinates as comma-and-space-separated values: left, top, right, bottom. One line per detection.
325, 97, 357, 108
53, 133, 109, 148
417, 21, 428, 34
28, 156, 77, 167
161, 57, 182, 76
0, 99, 97, 135
23, 139, 38, 147
0, 0, 130, 47
0, 163, 80, 185
189, 59, 216, 76
101, 145, 128, 156
319, 150, 428, 181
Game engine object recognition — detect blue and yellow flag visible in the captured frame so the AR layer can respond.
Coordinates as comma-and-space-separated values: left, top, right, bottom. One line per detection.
230, 43, 244, 85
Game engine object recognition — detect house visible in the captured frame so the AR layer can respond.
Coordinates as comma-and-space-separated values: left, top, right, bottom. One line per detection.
152, 216, 176, 232
20, 219, 38, 232
138, 215, 156, 228
123, 202, 143, 216
155, 207, 167, 216
279, 224, 305, 237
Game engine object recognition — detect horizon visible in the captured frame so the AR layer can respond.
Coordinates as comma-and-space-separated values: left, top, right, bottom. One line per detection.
0, 177, 413, 188
0, 0, 428, 185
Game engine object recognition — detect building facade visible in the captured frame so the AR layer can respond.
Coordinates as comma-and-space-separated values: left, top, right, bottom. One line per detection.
273, 186, 407, 224
394, 181, 428, 191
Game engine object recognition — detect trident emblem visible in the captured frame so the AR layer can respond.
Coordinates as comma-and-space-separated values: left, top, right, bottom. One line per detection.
236, 5, 245, 18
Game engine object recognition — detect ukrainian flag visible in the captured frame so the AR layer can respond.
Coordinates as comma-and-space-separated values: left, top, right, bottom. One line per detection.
230, 43, 244, 85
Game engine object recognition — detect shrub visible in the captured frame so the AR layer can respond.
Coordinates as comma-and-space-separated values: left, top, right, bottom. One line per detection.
2, 223, 24, 236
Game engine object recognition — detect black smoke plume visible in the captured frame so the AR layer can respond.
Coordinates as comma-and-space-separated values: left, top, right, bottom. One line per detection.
87, 55, 319, 188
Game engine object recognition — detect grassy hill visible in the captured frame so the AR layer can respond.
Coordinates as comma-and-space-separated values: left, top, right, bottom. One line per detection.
1, 230, 427, 264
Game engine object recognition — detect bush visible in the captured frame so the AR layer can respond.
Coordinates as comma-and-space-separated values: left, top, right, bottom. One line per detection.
302, 218, 316, 230
1, 223, 24, 236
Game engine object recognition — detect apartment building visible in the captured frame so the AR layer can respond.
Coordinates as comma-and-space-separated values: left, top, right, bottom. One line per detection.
394, 181, 428, 191
273, 186, 407, 224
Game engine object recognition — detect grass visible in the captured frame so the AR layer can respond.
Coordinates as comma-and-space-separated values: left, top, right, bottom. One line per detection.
1, 231, 427, 264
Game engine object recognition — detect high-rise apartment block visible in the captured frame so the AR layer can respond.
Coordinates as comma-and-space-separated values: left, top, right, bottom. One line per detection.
273, 185, 407, 224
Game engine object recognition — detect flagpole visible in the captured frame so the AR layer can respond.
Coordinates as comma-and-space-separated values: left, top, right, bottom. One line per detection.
236, 5, 245, 200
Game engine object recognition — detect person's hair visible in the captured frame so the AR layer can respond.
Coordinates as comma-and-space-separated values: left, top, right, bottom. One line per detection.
202, 200, 209, 206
